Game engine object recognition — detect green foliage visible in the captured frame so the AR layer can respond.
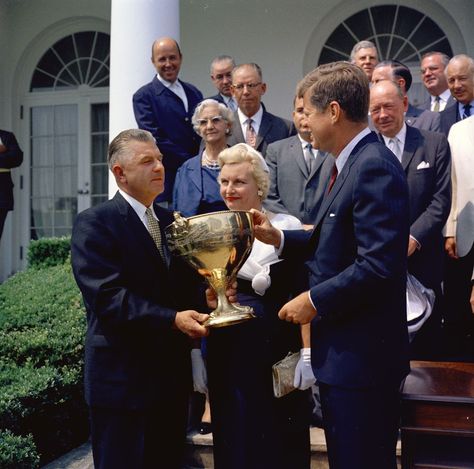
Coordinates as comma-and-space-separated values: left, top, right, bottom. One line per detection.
0, 430, 39, 469
0, 240, 88, 466
27, 236, 71, 268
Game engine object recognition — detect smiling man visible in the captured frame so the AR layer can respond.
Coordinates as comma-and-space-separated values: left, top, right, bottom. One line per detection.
420, 51, 453, 112
71, 129, 210, 469
133, 37, 203, 205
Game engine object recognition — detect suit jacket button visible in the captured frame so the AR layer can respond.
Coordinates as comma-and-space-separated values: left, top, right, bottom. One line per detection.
184, 117, 189, 122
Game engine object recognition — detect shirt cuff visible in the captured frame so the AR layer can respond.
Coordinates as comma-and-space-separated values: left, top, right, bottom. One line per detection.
307, 290, 316, 311
275, 229, 285, 256
410, 235, 421, 250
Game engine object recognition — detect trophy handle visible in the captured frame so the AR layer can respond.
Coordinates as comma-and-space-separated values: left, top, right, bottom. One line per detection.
205, 268, 255, 328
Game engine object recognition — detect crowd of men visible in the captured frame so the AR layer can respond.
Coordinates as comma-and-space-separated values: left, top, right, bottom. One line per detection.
70, 36, 474, 468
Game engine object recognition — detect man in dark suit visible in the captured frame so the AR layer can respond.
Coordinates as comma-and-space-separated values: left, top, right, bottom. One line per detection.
372, 60, 441, 132
370, 80, 451, 359
265, 95, 332, 225
206, 55, 237, 110
133, 37, 203, 204
226, 63, 294, 156
419, 51, 454, 112
439, 54, 474, 136
253, 62, 410, 468
0, 129, 23, 242
71, 129, 210, 468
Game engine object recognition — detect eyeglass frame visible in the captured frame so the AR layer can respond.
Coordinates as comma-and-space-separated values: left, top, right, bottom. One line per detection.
231, 82, 263, 91
196, 115, 226, 126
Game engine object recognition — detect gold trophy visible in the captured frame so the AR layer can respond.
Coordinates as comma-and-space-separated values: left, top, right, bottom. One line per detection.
165, 210, 255, 328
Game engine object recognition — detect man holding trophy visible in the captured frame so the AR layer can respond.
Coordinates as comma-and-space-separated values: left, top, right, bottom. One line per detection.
71, 129, 216, 469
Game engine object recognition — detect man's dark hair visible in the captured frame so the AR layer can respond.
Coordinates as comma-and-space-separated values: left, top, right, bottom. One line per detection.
108, 129, 155, 169
301, 61, 369, 123
376, 60, 413, 92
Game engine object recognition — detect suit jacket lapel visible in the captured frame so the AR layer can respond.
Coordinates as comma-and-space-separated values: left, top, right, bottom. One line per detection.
291, 138, 309, 178
256, 112, 272, 149
309, 150, 326, 178
401, 125, 418, 171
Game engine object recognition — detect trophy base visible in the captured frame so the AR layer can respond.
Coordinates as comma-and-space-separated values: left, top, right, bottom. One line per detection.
204, 305, 255, 328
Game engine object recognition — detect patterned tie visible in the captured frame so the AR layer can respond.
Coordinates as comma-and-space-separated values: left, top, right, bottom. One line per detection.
388, 137, 402, 162
303, 143, 314, 173
433, 96, 440, 112
228, 98, 237, 112
462, 104, 472, 119
326, 163, 338, 194
145, 207, 166, 262
246, 119, 257, 148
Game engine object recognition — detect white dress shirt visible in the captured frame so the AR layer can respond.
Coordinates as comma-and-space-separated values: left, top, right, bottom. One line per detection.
157, 74, 188, 112
238, 105, 263, 137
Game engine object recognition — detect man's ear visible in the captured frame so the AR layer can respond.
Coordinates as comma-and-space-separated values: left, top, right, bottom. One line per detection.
112, 164, 125, 183
261, 82, 267, 95
329, 101, 341, 123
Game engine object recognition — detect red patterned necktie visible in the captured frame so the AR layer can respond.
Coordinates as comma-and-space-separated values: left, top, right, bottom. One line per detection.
246, 119, 257, 148
327, 164, 338, 194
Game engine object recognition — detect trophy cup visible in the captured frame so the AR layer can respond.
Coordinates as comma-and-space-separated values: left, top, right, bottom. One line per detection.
165, 210, 255, 328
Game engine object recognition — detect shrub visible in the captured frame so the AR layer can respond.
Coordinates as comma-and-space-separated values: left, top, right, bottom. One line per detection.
0, 429, 39, 469
0, 241, 88, 466
27, 236, 71, 268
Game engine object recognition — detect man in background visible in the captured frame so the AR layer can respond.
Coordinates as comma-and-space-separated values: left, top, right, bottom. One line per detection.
420, 51, 454, 112
207, 55, 237, 111
350, 40, 379, 81
226, 63, 294, 156
0, 129, 23, 242
133, 37, 203, 205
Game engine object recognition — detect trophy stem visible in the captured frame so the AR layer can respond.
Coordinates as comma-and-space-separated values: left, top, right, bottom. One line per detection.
204, 268, 255, 328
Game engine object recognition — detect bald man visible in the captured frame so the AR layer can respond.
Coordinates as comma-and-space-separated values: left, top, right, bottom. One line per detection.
133, 37, 203, 205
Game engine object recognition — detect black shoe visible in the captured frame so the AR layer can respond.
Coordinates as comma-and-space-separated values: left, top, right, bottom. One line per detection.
199, 422, 212, 435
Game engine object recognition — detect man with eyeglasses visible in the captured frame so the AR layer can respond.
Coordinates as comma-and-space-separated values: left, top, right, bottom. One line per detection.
133, 37, 203, 207
226, 63, 294, 156
207, 55, 237, 111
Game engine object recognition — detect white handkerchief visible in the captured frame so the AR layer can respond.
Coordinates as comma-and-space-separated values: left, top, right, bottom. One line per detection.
416, 161, 430, 170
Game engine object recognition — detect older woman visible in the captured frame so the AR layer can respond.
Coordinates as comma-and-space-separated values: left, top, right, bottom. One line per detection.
172, 99, 233, 216
206, 143, 314, 469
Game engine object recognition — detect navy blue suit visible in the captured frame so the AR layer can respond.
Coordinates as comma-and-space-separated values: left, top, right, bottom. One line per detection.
133, 77, 203, 202
0, 130, 23, 238
282, 132, 410, 468
71, 192, 200, 468
206, 93, 226, 105
227, 109, 294, 156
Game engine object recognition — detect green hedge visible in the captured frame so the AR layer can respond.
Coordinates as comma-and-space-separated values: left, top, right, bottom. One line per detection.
0, 430, 39, 469
0, 238, 88, 467
26, 236, 71, 269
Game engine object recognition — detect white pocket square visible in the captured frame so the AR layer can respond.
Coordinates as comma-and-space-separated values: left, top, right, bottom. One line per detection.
329, 213, 336, 218
416, 161, 430, 170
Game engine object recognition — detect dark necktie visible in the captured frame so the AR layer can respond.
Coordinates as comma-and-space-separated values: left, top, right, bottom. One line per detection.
246, 119, 257, 148
327, 164, 338, 194
462, 104, 472, 119
145, 207, 166, 262
304, 143, 314, 173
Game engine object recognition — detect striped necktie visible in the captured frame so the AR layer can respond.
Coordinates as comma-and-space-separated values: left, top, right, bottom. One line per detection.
462, 104, 472, 119
246, 119, 257, 148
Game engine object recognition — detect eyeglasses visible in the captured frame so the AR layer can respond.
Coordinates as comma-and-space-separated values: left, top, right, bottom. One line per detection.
196, 115, 225, 126
231, 82, 262, 91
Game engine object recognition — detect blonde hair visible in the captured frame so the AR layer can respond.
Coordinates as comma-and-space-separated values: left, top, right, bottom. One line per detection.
218, 143, 270, 200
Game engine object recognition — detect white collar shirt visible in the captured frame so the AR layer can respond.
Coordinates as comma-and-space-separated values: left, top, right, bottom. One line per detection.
238, 105, 263, 136
157, 74, 188, 112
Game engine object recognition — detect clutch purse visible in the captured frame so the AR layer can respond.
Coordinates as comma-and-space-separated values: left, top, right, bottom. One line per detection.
272, 351, 300, 398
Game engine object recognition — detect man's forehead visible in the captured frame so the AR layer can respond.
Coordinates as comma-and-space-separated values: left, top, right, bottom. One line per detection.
356, 47, 377, 57
233, 67, 259, 82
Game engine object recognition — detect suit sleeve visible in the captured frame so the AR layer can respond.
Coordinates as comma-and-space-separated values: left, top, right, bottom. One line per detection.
410, 135, 451, 246
310, 155, 409, 319
71, 209, 177, 334
264, 143, 290, 215
0, 132, 23, 169
132, 89, 192, 167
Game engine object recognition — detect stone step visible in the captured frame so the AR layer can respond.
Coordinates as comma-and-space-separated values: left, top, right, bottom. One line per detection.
43, 427, 401, 468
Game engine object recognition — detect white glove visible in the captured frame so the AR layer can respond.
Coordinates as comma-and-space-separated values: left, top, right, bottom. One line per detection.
293, 348, 316, 390
191, 348, 208, 394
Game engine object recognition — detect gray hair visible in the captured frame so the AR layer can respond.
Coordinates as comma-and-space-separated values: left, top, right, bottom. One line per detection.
218, 143, 270, 200
446, 54, 474, 77
210, 55, 235, 74
191, 99, 234, 135
108, 129, 155, 169
350, 40, 378, 61
421, 51, 450, 67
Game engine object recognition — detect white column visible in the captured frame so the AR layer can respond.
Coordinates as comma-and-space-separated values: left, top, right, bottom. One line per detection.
108, 0, 180, 197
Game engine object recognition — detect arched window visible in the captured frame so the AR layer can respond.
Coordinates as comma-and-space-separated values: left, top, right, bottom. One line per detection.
319, 5, 453, 64
30, 31, 110, 91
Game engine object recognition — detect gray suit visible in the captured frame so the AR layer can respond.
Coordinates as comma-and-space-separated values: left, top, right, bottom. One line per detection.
419, 95, 455, 111
264, 135, 333, 224
227, 109, 294, 156
405, 104, 441, 132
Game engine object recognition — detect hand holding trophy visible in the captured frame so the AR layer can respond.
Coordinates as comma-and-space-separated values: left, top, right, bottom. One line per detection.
165, 210, 255, 327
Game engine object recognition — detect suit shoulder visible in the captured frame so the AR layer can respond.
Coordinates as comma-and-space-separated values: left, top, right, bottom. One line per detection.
180, 80, 203, 97
133, 79, 155, 98
267, 134, 298, 151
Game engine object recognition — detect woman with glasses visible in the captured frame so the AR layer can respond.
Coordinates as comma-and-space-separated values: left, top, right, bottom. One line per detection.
173, 99, 233, 216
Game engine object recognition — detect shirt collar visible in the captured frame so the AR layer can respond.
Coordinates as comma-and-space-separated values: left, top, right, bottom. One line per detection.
335, 127, 371, 174
119, 189, 155, 226
297, 134, 312, 150
435, 89, 451, 104
238, 105, 263, 127
381, 123, 407, 148
157, 74, 180, 88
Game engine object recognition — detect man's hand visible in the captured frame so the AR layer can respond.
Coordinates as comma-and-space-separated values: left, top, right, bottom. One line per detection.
250, 208, 281, 247
470, 284, 474, 315
407, 237, 418, 257
445, 237, 458, 259
174, 310, 209, 338
278, 291, 317, 324
206, 280, 238, 310
0, 144, 6, 153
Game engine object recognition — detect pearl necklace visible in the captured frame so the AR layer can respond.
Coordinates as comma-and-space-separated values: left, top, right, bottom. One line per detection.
201, 151, 220, 170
